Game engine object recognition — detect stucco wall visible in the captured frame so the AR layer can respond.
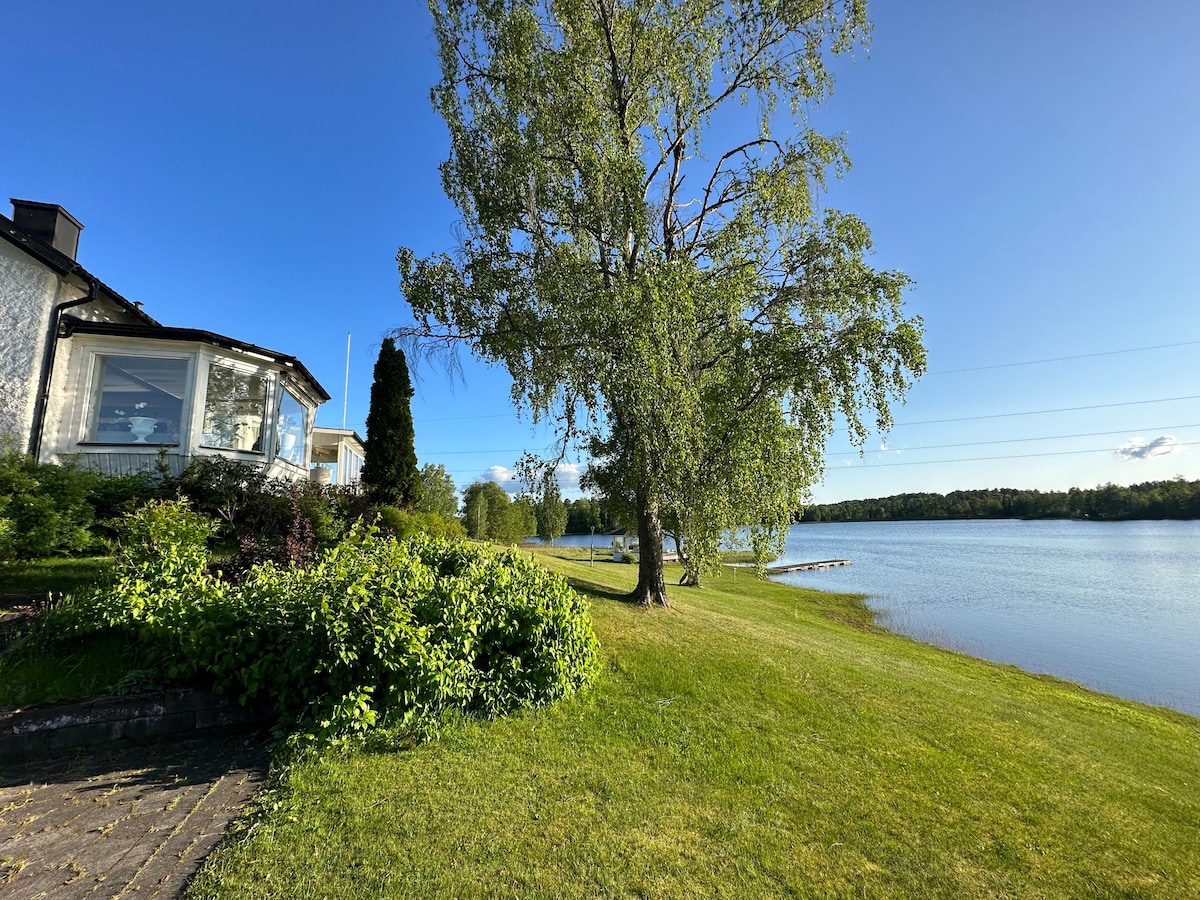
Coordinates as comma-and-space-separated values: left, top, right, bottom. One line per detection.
0, 240, 78, 447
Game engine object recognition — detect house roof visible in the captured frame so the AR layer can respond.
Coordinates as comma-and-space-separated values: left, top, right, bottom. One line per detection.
60, 316, 332, 402
313, 426, 366, 447
311, 427, 366, 465
0, 211, 159, 327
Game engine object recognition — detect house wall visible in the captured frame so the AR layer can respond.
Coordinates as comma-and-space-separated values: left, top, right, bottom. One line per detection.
41, 332, 321, 481
0, 240, 84, 446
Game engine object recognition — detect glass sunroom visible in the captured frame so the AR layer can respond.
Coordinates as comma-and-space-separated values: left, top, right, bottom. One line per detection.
41, 317, 330, 480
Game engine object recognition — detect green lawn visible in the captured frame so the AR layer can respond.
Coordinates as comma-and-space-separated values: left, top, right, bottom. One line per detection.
190, 549, 1200, 899
0, 556, 113, 613
0, 556, 146, 706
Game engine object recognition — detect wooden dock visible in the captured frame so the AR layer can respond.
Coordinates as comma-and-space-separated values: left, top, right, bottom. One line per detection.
765, 559, 850, 574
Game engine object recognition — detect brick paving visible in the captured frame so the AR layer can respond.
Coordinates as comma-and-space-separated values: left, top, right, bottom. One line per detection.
0, 732, 269, 899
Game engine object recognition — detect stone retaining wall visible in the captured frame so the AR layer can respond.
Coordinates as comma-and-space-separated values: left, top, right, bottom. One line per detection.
0, 689, 274, 761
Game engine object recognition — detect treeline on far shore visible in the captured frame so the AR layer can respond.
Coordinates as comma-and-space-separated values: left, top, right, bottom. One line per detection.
799, 478, 1200, 523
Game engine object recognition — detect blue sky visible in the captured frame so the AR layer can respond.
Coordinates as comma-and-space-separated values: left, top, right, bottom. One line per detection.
3, 1, 1197, 504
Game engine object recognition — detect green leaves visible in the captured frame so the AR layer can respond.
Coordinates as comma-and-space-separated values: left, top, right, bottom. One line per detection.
38, 508, 599, 743
402, 0, 925, 604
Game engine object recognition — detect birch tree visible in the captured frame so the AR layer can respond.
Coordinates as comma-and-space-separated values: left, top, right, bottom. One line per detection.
397, 0, 925, 605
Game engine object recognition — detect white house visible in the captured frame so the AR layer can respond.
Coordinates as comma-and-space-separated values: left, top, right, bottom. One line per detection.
311, 426, 366, 487
1, 198, 334, 481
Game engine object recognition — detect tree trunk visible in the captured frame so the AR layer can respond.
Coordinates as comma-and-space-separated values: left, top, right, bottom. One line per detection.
673, 530, 702, 587
630, 491, 669, 607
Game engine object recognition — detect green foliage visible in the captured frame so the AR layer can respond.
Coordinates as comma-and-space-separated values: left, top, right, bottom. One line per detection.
461, 481, 536, 543
564, 497, 607, 534
85, 470, 167, 530
416, 463, 459, 518
174, 456, 363, 569
362, 338, 422, 509
374, 506, 468, 541
174, 456, 283, 530
0, 444, 360, 568
0, 444, 101, 560
114, 498, 215, 573
533, 475, 567, 545
38, 506, 599, 742
801, 479, 1200, 522
398, 0, 924, 605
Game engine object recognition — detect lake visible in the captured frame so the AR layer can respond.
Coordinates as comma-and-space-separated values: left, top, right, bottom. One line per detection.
538, 520, 1200, 716
771, 519, 1200, 717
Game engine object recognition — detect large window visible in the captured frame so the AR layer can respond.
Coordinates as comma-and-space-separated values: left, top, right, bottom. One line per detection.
275, 389, 307, 465
201, 364, 268, 451
88, 355, 187, 444
341, 445, 365, 485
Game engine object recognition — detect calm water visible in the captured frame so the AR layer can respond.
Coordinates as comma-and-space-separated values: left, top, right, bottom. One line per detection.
539, 521, 1199, 715
771, 520, 1200, 716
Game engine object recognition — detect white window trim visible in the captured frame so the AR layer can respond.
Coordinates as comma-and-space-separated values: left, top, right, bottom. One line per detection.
77, 347, 195, 448
197, 356, 277, 455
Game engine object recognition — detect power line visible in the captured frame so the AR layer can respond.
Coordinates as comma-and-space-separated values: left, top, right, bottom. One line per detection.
405, 340, 1200, 427
422, 410, 1200, 463
412, 395, 1200, 431
416, 412, 516, 422
892, 395, 1200, 428
927, 340, 1200, 376
826, 424, 1200, 457
417, 393, 1200, 436
827, 441, 1199, 470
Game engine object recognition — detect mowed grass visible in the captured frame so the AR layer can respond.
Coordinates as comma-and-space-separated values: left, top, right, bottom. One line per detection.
192, 550, 1200, 899
0, 556, 113, 612
0, 557, 135, 706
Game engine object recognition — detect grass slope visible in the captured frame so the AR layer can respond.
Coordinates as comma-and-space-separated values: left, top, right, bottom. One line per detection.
0, 557, 113, 612
193, 551, 1200, 898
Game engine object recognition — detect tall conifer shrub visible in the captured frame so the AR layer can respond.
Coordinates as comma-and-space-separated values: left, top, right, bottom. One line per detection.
362, 338, 421, 509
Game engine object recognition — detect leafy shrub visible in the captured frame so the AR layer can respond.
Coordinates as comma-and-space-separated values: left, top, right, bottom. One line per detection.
219, 489, 319, 582
41, 508, 600, 741
114, 498, 215, 573
0, 516, 14, 561
174, 457, 364, 573
86, 470, 167, 533
374, 506, 467, 542
46, 499, 223, 651
0, 444, 101, 560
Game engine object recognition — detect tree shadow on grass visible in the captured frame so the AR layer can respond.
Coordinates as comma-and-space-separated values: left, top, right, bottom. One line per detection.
559, 574, 637, 605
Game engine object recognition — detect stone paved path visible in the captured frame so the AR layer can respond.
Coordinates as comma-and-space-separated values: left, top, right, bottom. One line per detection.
0, 732, 269, 899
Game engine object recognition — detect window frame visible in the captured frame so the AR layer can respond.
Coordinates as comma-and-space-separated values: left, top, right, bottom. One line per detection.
81, 351, 191, 447
274, 386, 309, 467
198, 359, 275, 454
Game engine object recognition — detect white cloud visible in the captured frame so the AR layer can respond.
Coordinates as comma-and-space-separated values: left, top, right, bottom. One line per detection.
554, 461, 584, 492
1116, 435, 1181, 461
480, 465, 519, 491
479, 461, 586, 494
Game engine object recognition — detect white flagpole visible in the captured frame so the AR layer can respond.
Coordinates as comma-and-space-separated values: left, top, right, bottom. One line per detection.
342, 332, 351, 430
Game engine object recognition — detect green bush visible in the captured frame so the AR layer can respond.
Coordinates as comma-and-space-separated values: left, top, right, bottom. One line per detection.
114, 498, 215, 573
41, 507, 599, 741
0, 445, 101, 560
174, 457, 365, 565
86, 470, 167, 533
374, 506, 468, 542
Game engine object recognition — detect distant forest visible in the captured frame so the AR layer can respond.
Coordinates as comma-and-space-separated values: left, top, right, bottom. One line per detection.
799, 479, 1200, 522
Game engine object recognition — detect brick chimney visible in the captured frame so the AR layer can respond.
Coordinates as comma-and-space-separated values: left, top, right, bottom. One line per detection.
10, 198, 84, 260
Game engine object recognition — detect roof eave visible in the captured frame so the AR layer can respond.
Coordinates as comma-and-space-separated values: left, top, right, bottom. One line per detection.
61, 316, 332, 402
